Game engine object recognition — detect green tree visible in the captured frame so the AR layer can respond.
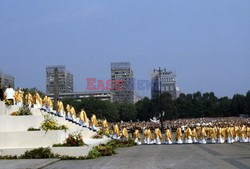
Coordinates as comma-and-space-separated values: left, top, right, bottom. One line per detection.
216, 97, 231, 117
231, 94, 246, 116
117, 103, 137, 122
135, 97, 153, 121
246, 91, 250, 115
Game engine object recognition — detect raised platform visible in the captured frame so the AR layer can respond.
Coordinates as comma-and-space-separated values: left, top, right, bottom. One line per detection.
0, 138, 111, 157
0, 101, 109, 157
0, 116, 44, 132
0, 130, 67, 148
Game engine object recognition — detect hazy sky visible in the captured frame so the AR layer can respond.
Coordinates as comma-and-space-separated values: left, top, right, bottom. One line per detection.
0, 0, 250, 98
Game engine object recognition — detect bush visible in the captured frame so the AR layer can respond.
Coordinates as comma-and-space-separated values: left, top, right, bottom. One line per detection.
59, 155, 86, 160
27, 127, 40, 131
86, 139, 136, 159
96, 144, 115, 156
91, 134, 103, 139
11, 106, 32, 116
53, 132, 86, 147
4, 99, 12, 106
20, 147, 55, 159
86, 148, 101, 159
40, 115, 68, 132
64, 132, 85, 146
0, 155, 18, 159
97, 129, 110, 137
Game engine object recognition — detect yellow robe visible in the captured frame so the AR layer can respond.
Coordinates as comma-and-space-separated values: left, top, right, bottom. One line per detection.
102, 119, 108, 128
175, 128, 182, 140
90, 115, 98, 126
165, 129, 172, 141
133, 130, 141, 141
122, 128, 129, 140
154, 128, 162, 139
80, 110, 88, 123
113, 125, 120, 136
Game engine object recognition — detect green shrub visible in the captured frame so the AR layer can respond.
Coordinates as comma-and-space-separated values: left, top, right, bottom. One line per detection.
53, 132, 86, 147
40, 115, 68, 132
59, 155, 86, 160
91, 134, 103, 139
27, 127, 40, 131
20, 147, 55, 159
86, 148, 101, 159
11, 106, 32, 116
109, 139, 135, 148
96, 145, 115, 156
0, 155, 18, 159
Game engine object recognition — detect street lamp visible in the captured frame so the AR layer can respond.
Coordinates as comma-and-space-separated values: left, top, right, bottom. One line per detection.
158, 67, 164, 132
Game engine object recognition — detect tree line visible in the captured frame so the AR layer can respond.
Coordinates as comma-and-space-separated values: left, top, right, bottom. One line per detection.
61, 91, 250, 122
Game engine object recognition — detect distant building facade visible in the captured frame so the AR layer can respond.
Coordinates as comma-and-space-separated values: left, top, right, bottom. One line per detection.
111, 62, 134, 103
151, 68, 180, 99
0, 71, 14, 88
46, 65, 73, 94
47, 91, 113, 102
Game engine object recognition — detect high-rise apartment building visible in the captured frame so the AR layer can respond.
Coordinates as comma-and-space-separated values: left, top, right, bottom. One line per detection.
111, 62, 134, 103
0, 70, 14, 88
46, 65, 73, 94
151, 68, 180, 99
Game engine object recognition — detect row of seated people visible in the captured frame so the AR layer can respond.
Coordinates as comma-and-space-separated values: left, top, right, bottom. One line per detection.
11, 90, 99, 132
106, 125, 250, 145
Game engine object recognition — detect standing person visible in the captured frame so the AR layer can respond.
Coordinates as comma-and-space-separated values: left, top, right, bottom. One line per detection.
0, 86, 3, 101
154, 128, 162, 144
165, 128, 173, 144
14, 87, 23, 107
90, 114, 98, 131
133, 129, 142, 145
4, 85, 15, 105
175, 127, 183, 144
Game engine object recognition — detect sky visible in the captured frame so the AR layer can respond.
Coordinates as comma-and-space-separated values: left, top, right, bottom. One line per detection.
0, 0, 250, 98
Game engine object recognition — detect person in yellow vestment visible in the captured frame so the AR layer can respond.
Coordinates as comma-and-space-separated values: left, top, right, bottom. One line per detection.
217, 127, 225, 143
121, 128, 129, 141
210, 126, 217, 144
192, 127, 198, 143
79, 109, 88, 127
234, 125, 240, 142
14, 88, 23, 107
165, 128, 173, 144
133, 129, 141, 145
70, 106, 77, 122
102, 119, 109, 135
154, 128, 162, 144
239, 126, 248, 143
25, 92, 33, 109
89, 114, 98, 131
66, 104, 72, 120
145, 128, 154, 144
183, 129, 187, 144
185, 127, 193, 144
41, 95, 48, 110
175, 127, 183, 144
199, 126, 207, 144
33, 92, 41, 109
46, 97, 53, 112
57, 101, 65, 117
112, 124, 120, 140
226, 126, 234, 144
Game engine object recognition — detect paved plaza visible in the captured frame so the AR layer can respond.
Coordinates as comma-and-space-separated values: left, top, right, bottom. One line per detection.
0, 143, 249, 169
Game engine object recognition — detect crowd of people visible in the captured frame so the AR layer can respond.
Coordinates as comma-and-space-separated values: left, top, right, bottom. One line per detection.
1, 86, 249, 145
111, 117, 250, 131
104, 118, 250, 145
